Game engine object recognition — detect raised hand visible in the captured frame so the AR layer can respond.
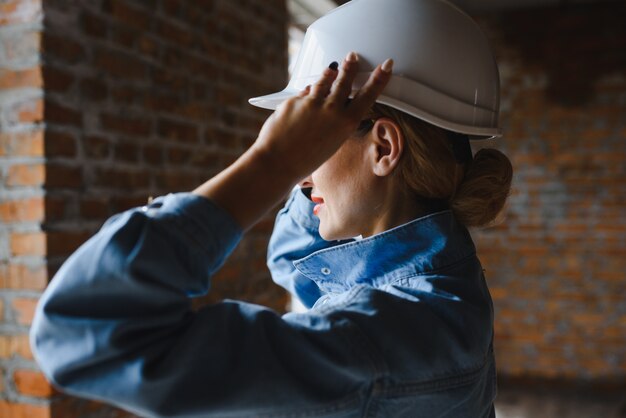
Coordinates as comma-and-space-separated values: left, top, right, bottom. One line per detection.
194, 52, 392, 231
253, 52, 393, 181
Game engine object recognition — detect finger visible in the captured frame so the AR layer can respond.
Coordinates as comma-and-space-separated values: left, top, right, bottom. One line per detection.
328, 52, 359, 106
309, 63, 339, 101
298, 85, 312, 98
349, 59, 393, 117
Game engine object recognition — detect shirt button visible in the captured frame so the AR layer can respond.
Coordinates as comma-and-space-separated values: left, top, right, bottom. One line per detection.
321, 267, 331, 275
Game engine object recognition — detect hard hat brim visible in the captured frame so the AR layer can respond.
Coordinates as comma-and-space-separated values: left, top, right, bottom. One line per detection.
248, 84, 503, 140
248, 89, 297, 111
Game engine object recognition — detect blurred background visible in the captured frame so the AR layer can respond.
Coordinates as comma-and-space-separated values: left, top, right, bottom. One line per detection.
0, 0, 624, 417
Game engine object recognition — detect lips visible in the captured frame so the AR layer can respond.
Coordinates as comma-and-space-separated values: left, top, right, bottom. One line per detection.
311, 194, 325, 216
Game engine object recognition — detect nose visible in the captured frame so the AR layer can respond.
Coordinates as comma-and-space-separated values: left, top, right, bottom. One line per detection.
299, 174, 313, 188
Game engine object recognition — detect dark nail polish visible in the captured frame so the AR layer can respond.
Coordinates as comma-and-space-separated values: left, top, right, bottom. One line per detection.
328, 61, 339, 71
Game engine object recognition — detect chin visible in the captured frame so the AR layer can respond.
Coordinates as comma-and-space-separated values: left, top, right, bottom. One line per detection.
318, 223, 354, 242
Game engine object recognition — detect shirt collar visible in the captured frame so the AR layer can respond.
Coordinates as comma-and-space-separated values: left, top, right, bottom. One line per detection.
293, 210, 475, 294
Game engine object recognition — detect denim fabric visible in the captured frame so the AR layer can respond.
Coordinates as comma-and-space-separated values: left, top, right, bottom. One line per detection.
31, 188, 496, 418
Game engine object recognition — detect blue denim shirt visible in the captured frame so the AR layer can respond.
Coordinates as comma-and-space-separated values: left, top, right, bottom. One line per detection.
31, 188, 496, 418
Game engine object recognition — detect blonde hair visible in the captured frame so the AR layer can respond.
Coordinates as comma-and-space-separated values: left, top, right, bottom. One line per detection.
362, 104, 513, 228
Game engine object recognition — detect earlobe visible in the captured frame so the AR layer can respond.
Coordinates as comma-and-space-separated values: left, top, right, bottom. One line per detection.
371, 119, 404, 177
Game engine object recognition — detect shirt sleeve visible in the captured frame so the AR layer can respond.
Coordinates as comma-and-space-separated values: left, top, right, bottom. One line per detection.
267, 187, 354, 308
29, 193, 374, 418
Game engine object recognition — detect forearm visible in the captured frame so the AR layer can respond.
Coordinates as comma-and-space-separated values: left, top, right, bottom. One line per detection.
192, 144, 300, 232
192, 57, 392, 232
31, 194, 243, 408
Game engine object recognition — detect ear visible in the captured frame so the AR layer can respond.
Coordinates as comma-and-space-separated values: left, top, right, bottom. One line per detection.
368, 118, 404, 177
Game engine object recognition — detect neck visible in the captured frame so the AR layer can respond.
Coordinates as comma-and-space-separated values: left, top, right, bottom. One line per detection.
362, 184, 430, 238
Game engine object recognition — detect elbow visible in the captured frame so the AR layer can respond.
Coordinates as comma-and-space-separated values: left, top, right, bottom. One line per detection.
29, 300, 65, 389
29, 294, 90, 392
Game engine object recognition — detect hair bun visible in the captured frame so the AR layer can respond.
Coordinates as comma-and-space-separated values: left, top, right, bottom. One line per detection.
451, 148, 513, 227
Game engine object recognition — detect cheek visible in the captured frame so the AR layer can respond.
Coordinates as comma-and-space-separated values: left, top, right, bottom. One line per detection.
322, 168, 370, 225
313, 141, 371, 222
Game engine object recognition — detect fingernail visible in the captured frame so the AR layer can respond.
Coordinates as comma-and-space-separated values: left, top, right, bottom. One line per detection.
328, 61, 339, 71
346, 51, 358, 62
381, 58, 394, 73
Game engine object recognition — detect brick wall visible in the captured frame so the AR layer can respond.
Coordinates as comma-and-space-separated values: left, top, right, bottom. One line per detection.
1, 0, 289, 416
3, 0, 624, 416
472, 2, 626, 384
0, 0, 49, 416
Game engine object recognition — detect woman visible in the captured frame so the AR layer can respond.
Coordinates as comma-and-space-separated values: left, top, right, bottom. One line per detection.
31, 0, 512, 417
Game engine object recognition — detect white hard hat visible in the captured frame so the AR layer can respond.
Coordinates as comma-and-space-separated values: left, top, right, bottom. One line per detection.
249, 0, 502, 139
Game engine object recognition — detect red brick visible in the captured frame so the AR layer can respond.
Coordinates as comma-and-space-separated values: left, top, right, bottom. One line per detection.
11, 297, 39, 325
142, 144, 163, 165
113, 141, 140, 163
44, 196, 66, 221
94, 48, 145, 80
157, 118, 198, 143
208, 128, 240, 150
44, 100, 82, 126
162, 0, 182, 15
47, 230, 92, 258
45, 164, 83, 189
80, 78, 107, 101
152, 68, 187, 90
103, 0, 150, 30
81, 11, 107, 38
50, 398, 138, 418
0, 197, 44, 222
15, 98, 43, 123
43, 33, 84, 63
2, 263, 48, 290
0, 401, 50, 418
110, 24, 136, 48
110, 85, 139, 103
101, 113, 151, 137
137, 35, 159, 59
184, 53, 217, 79
190, 150, 220, 167
157, 18, 193, 46
0, 67, 42, 89
42, 66, 73, 92
93, 167, 150, 189
10, 232, 46, 256
155, 170, 197, 190
6, 164, 45, 186
0, 130, 44, 157
80, 197, 110, 220
111, 196, 147, 213
13, 369, 54, 397
216, 86, 240, 106
163, 46, 182, 67
580, 128, 612, 142
166, 147, 191, 164
44, 131, 76, 157
84, 135, 110, 159
0, 334, 33, 360
171, 102, 213, 121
